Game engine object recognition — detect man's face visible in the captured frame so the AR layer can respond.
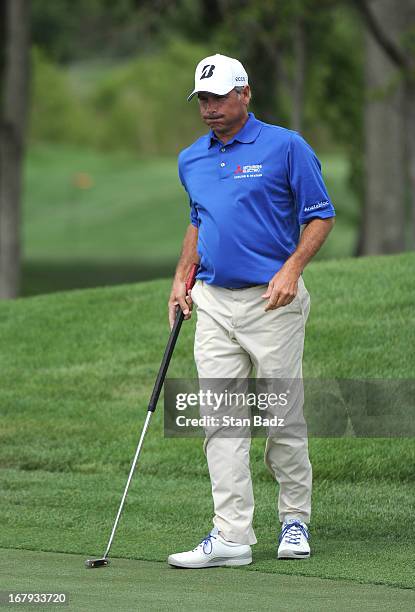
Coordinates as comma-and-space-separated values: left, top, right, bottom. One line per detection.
197, 86, 250, 135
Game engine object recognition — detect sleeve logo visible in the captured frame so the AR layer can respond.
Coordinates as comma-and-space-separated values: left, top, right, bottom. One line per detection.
304, 200, 330, 212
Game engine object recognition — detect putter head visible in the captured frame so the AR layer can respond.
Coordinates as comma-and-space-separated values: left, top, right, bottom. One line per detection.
85, 557, 110, 569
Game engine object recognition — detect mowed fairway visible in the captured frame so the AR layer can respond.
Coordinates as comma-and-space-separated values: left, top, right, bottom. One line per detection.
1, 549, 414, 612
21, 144, 358, 295
0, 253, 414, 609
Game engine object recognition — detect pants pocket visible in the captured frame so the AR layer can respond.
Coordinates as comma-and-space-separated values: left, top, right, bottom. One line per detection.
298, 277, 311, 323
190, 279, 201, 307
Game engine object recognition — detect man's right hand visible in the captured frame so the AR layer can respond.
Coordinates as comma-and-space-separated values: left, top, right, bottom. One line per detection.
168, 278, 193, 330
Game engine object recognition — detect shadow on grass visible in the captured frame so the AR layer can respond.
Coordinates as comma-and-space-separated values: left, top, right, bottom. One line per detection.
22, 259, 177, 296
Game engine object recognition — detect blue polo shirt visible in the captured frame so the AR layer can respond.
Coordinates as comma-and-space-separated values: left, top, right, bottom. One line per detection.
178, 112, 335, 288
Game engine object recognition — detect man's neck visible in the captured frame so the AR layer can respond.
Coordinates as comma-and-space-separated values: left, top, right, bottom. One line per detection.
214, 113, 249, 144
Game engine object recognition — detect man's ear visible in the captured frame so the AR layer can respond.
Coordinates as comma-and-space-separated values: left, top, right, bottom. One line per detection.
243, 85, 252, 106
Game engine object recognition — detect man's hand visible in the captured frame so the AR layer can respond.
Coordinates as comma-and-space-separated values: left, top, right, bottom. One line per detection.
168, 278, 193, 330
168, 224, 199, 330
262, 217, 335, 311
261, 263, 301, 311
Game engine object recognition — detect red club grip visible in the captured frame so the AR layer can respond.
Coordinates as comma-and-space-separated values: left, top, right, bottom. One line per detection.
185, 263, 199, 292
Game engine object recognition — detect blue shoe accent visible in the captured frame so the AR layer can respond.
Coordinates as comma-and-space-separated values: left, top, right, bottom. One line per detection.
278, 520, 309, 546
194, 527, 219, 555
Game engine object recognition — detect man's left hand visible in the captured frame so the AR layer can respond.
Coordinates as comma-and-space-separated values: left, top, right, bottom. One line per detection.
261, 265, 301, 311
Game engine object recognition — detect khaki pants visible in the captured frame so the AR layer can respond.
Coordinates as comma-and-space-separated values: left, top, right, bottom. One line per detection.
190, 277, 312, 545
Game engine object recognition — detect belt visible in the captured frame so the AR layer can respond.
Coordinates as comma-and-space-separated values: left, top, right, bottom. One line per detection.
223, 284, 260, 290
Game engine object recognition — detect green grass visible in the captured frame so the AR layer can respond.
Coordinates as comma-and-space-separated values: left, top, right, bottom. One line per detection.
1, 471, 414, 590
22, 144, 358, 295
23, 144, 189, 261
3, 550, 414, 612
0, 253, 414, 601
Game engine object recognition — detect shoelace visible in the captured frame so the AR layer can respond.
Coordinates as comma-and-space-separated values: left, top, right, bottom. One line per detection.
278, 521, 309, 546
193, 532, 217, 555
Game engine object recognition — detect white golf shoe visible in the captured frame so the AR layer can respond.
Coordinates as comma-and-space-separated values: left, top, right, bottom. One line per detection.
168, 527, 252, 569
277, 518, 310, 559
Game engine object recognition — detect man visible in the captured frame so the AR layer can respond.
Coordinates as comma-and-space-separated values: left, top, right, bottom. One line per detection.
167, 54, 335, 568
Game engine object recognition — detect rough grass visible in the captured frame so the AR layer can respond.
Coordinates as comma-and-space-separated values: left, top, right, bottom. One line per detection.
0, 253, 414, 589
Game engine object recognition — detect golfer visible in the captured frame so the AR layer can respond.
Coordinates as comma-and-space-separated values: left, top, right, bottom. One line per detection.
167, 54, 335, 568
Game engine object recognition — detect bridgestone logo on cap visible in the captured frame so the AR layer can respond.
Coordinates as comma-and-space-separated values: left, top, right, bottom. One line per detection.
201, 65, 215, 79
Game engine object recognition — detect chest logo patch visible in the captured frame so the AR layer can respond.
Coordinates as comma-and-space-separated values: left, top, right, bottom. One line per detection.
234, 164, 263, 179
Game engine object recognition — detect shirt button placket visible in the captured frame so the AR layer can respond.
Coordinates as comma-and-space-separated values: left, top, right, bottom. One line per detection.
219, 146, 227, 178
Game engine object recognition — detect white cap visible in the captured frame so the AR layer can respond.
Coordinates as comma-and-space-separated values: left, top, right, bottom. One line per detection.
187, 53, 248, 101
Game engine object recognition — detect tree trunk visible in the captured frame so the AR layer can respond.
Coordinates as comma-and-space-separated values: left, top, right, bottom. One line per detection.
291, 15, 306, 133
407, 81, 415, 249
0, 0, 30, 299
357, 0, 407, 255
403, 4, 415, 249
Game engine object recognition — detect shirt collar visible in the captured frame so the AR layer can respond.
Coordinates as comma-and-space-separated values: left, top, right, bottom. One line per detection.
208, 112, 262, 148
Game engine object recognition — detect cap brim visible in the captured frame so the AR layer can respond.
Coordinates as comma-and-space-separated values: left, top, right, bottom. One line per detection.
187, 85, 234, 102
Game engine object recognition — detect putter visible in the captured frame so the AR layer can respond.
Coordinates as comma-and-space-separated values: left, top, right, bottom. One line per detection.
85, 263, 199, 568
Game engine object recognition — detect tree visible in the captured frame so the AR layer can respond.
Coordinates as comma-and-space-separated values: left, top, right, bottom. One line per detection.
0, 0, 31, 299
291, 13, 306, 132
354, 0, 415, 254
